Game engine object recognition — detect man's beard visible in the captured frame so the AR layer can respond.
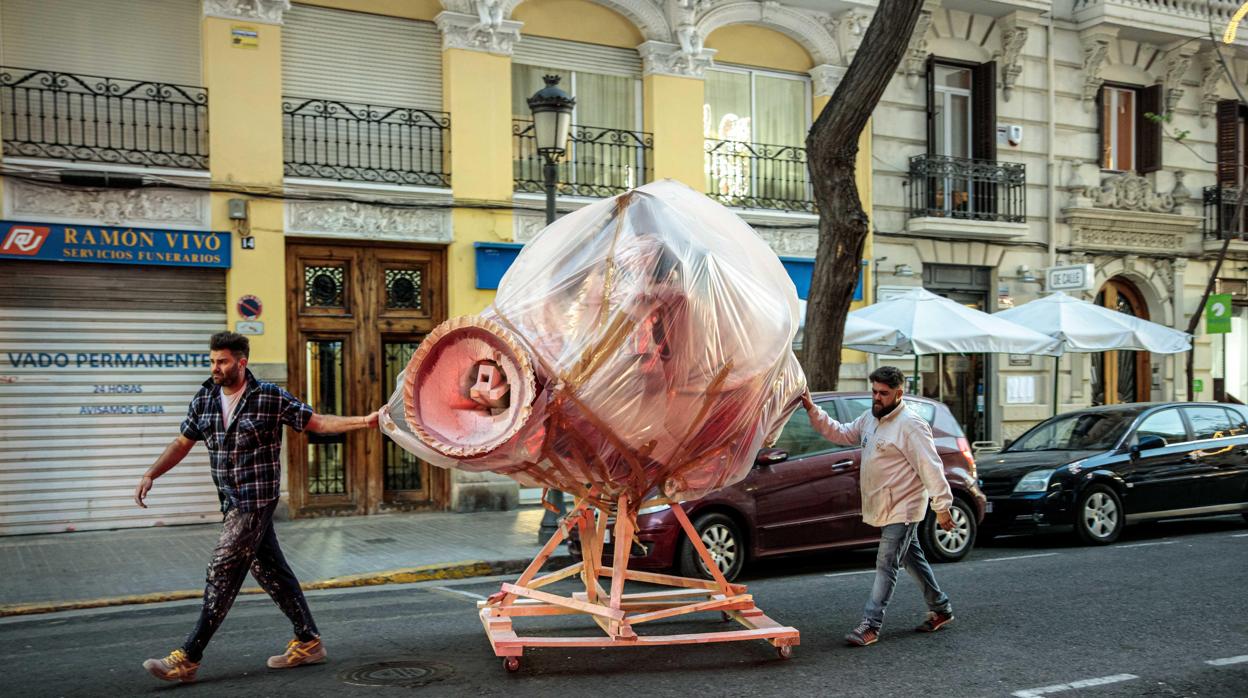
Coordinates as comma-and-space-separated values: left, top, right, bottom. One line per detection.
872, 400, 901, 418
212, 367, 242, 386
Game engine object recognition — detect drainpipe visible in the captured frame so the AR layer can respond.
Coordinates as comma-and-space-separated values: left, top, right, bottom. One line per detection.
1046, 13, 1057, 270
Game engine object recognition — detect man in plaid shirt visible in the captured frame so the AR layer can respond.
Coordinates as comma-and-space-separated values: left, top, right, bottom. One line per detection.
133, 332, 380, 683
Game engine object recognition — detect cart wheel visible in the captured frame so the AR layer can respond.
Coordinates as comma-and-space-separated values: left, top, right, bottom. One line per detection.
503, 656, 521, 673
776, 644, 793, 660
720, 612, 732, 623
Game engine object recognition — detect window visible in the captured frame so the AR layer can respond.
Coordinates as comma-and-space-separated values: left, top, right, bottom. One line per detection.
770, 401, 849, 459
1097, 83, 1162, 173
1134, 409, 1188, 447
1009, 410, 1137, 452
923, 58, 996, 218
1182, 406, 1235, 441
1214, 100, 1248, 237
932, 65, 973, 160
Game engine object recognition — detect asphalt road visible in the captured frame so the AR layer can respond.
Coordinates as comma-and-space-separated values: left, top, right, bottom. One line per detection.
2, 516, 1245, 697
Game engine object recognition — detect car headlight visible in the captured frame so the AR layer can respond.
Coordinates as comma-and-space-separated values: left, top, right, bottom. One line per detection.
1013, 469, 1055, 493
638, 503, 671, 515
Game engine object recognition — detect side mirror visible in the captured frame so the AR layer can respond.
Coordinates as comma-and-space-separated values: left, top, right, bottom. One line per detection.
1130, 434, 1166, 457
755, 448, 788, 466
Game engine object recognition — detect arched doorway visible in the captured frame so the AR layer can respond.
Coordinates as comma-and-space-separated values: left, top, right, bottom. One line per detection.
1092, 277, 1151, 404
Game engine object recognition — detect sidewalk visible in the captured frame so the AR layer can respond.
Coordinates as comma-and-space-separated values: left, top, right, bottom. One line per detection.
0, 506, 563, 616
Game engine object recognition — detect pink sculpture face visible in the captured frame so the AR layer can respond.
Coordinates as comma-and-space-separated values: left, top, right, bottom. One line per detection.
387, 181, 807, 503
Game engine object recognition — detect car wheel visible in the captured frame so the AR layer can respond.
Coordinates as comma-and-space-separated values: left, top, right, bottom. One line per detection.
1074, 484, 1123, 545
921, 497, 976, 563
678, 512, 745, 582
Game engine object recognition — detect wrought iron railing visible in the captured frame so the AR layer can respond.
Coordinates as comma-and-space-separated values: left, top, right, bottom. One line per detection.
703, 138, 813, 213
1203, 185, 1248, 241
908, 154, 1026, 223
513, 120, 652, 197
283, 97, 450, 187
0, 67, 208, 169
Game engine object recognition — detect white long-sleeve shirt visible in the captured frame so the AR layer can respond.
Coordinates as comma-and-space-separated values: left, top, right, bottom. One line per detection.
806, 399, 953, 528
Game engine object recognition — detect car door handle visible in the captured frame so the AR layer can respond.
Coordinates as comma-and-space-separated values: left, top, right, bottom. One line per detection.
830, 460, 854, 471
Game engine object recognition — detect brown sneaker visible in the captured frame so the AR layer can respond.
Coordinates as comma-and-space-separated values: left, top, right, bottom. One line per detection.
845, 621, 880, 647
916, 610, 954, 632
267, 637, 327, 669
142, 648, 199, 683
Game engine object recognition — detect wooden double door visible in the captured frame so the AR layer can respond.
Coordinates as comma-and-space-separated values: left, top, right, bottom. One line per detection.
286, 240, 446, 516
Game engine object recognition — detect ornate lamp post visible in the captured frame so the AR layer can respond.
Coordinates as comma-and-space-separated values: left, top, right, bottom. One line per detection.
527, 74, 574, 544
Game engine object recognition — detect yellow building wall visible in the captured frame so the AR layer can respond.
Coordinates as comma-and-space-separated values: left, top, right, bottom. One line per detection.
644, 75, 705, 188
705, 25, 814, 73
293, 0, 441, 21
512, 0, 644, 48
202, 16, 287, 365
444, 47, 514, 317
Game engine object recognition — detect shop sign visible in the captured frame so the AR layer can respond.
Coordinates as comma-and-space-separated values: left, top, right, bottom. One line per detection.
1045, 264, 1095, 292
1206, 293, 1232, 334
0, 221, 231, 269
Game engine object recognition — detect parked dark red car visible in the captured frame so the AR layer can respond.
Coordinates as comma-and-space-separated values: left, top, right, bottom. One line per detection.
569, 392, 988, 581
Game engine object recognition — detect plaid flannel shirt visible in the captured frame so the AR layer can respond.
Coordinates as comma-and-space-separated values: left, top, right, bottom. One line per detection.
180, 369, 314, 512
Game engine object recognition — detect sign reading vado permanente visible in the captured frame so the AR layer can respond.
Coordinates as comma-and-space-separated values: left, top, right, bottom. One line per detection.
0, 221, 231, 268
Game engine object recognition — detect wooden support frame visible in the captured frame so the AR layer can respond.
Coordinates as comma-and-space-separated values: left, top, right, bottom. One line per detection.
478, 494, 800, 672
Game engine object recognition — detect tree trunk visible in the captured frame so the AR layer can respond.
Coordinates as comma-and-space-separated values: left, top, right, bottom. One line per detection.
804, 0, 926, 390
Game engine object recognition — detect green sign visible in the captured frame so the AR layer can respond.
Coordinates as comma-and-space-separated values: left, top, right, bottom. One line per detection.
1207, 293, 1233, 334
1193, 379, 1205, 393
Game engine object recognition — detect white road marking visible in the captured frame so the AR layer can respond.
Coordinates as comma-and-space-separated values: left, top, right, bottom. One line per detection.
430, 586, 487, 601
1011, 673, 1138, 697
1206, 655, 1248, 666
824, 570, 875, 578
1115, 541, 1175, 548
980, 553, 1060, 563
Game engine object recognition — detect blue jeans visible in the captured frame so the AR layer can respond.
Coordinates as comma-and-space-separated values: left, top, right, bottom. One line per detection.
862, 522, 950, 629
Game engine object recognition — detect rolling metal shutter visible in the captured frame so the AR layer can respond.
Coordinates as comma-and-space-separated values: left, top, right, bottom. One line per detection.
282, 4, 442, 109
0, 262, 225, 535
0, 0, 201, 86
513, 35, 641, 77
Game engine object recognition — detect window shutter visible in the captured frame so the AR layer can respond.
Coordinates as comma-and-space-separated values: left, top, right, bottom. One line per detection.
1096, 87, 1106, 167
1217, 99, 1240, 186
925, 55, 936, 155
1137, 84, 1163, 173
971, 60, 997, 162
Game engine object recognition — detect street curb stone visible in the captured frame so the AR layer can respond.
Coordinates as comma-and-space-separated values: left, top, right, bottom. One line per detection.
0, 555, 573, 618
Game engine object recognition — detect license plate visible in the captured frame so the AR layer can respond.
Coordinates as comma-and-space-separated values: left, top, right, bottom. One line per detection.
985, 501, 994, 513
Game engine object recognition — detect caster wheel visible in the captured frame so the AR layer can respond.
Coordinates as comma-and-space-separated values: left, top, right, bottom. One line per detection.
720, 612, 732, 623
503, 656, 521, 673
776, 645, 793, 660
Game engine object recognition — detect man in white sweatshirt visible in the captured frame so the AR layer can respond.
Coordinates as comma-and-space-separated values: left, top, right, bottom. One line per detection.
802, 365, 956, 647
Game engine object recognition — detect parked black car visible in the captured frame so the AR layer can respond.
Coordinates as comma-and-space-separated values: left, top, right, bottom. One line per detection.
979, 402, 1248, 544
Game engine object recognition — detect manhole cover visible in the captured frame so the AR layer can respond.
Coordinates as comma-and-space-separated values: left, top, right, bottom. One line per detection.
338, 660, 455, 688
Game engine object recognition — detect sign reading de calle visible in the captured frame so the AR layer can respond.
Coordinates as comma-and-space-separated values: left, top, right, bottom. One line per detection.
0, 221, 231, 269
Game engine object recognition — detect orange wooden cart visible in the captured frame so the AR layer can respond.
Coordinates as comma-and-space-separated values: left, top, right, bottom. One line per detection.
478, 491, 800, 672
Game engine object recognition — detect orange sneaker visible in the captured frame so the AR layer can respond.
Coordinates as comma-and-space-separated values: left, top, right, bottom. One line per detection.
267, 637, 327, 669
142, 648, 199, 683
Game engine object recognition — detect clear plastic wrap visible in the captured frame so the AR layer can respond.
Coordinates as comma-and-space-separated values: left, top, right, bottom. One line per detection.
381, 180, 807, 503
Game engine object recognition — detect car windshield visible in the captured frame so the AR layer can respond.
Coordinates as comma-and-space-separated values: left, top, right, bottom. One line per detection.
1008, 410, 1139, 452
842, 398, 936, 425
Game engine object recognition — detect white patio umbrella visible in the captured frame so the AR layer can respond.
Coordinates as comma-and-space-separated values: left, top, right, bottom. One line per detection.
797, 299, 903, 351
995, 291, 1192, 414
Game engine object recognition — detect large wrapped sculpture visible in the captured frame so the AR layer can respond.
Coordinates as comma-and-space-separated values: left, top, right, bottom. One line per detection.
382, 180, 804, 669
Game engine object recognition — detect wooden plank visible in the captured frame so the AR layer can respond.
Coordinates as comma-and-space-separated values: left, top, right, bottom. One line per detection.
627, 595, 753, 625
669, 502, 736, 596
498, 499, 590, 607
527, 561, 584, 591
500, 583, 624, 621
607, 494, 634, 612
598, 567, 747, 595
495, 626, 799, 650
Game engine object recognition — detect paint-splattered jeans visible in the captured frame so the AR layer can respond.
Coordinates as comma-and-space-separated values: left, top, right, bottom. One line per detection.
182, 499, 318, 661
862, 521, 951, 630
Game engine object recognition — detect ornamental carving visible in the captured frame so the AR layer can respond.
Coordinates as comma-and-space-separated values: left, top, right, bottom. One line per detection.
435, 10, 522, 56
202, 0, 290, 25
7, 179, 208, 228
1064, 207, 1200, 255
903, 8, 935, 89
1080, 32, 1112, 111
514, 213, 545, 243
638, 40, 716, 78
1161, 48, 1194, 114
1083, 172, 1176, 213
286, 201, 452, 243
996, 25, 1029, 102
809, 64, 846, 99
755, 227, 818, 257
1200, 51, 1223, 127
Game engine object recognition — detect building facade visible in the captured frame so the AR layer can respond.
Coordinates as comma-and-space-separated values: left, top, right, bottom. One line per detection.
0, 0, 865, 534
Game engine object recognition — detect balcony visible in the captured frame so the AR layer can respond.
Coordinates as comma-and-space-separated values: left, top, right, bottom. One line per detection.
0, 66, 208, 170
703, 138, 813, 213
1202, 185, 1248, 254
907, 154, 1028, 240
1071, 0, 1248, 43
283, 97, 450, 188
513, 120, 652, 198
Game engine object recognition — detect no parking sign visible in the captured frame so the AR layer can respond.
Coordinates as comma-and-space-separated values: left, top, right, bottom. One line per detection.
237, 295, 262, 320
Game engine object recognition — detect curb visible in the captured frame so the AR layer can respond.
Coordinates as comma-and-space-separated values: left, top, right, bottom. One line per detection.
0, 555, 573, 618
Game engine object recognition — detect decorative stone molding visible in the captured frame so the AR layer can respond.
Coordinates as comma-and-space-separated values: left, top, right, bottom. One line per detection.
1082, 171, 1176, 214
994, 15, 1032, 103
908, 216, 1029, 241
903, 6, 935, 89
1063, 207, 1201, 254
809, 64, 847, 98
286, 201, 452, 243
638, 40, 716, 78
202, 0, 291, 25
1160, 45, 1196, 114
695, 1, 838, 66
1080, 29, 1116, 112
754, 227, 819, 258
1199, 51, 1224, 127
821, 9, 869, 65
514, 211, 545, 243
5, 179, 209, 228
1170, 169, 1191, 210
435, 10, 522, 56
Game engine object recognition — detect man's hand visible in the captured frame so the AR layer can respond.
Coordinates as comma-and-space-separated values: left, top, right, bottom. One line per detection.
366, 406, 384, 429
800, 390, 816, 411
134, 475, 153, 509
936, 508, 956, 531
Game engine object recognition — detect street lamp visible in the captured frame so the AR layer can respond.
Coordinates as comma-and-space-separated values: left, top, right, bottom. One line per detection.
528, 74, 574, 544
